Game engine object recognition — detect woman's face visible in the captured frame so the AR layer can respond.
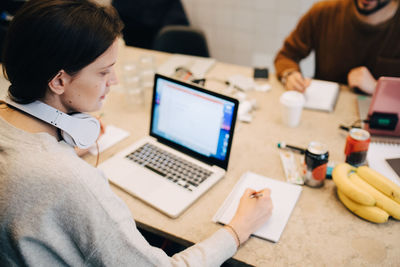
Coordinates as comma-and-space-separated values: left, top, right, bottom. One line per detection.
60, 39, 119, 113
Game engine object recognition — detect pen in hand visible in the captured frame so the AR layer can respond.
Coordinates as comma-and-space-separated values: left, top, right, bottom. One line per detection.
249, 192, 263, 199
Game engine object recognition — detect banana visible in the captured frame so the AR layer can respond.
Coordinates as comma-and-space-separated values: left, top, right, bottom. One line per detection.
332, 163, 375, 206
349, 173, 400, 220
357, 166, 400, 205
337, 189, 389, 223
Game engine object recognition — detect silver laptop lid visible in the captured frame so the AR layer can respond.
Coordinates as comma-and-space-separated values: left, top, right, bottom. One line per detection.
150, 74, 239, 170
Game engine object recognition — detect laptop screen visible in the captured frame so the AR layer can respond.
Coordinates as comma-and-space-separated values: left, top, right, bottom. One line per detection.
150, 74, 238, 170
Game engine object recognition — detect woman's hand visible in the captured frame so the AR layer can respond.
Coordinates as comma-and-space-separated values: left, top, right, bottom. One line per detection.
225, 188, 273, 246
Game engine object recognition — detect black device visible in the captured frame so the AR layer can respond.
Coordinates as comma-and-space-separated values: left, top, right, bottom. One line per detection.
368, 112, 399, 131
254, 67, 269, 79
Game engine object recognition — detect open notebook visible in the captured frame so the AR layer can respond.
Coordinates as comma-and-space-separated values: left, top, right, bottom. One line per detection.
213, 172, 302, 243
304, 79, 340, 112
367, 142, 400, 186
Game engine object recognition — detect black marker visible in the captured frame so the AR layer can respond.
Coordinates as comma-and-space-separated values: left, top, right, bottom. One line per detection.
277, 142, 306, 154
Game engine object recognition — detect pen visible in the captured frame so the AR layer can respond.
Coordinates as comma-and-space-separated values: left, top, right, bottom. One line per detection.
249, 192, 263, 199
277, 141, 306, 154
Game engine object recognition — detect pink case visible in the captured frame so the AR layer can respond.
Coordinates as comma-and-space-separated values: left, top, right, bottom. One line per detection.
365, 77, 400, 137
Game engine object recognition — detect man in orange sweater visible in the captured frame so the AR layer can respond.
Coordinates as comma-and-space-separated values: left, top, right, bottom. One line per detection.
274, 0, 400, 95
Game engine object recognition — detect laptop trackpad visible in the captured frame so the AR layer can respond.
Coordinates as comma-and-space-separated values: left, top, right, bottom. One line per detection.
104, 159, 160, 195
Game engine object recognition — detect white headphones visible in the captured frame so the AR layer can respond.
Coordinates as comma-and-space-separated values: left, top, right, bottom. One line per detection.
5, 96, 100, 149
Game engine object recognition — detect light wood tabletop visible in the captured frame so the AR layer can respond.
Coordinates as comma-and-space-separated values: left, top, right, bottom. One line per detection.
2, 42, 399, 266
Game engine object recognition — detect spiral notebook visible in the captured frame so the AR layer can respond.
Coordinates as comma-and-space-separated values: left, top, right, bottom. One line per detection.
367, 142, 400, 186
212, 172, 302, 243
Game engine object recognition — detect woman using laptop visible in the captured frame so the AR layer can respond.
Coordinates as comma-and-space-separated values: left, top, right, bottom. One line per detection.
0, 0, 273, 265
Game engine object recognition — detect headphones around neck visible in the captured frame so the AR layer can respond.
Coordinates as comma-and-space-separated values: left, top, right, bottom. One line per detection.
4, 96, 100, 149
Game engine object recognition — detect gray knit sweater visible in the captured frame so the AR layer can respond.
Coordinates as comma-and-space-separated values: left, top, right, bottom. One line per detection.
0, 117, 236, 266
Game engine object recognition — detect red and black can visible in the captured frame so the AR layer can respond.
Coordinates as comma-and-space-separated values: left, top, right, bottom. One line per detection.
304, 142, 329, 187
344, 128, 370, 166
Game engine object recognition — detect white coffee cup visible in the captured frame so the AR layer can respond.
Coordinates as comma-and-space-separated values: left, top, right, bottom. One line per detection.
279, 91, 305, 127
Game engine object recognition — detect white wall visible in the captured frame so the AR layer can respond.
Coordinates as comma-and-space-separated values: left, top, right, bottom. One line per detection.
181, 0, 320, 75
99, 0, 320, 75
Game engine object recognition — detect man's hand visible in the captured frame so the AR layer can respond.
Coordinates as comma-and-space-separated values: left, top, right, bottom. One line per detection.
347, 66, 377, 95
284, 71, 311, 92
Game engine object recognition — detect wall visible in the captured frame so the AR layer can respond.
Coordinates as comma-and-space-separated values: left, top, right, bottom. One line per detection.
100, 0, 321, 75
180, 0, 321, 75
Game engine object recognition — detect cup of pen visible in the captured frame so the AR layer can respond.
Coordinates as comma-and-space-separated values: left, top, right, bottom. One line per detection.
279, 91, 305, 127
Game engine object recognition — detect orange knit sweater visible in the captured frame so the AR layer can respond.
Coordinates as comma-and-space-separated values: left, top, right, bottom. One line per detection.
274, 0, 400, 84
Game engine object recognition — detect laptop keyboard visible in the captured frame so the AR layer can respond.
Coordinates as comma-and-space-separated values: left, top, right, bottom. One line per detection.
125, 143, 213, 192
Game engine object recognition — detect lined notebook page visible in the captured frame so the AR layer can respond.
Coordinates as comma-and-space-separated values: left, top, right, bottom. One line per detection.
212, 172, 302, 243
304, 79, 339, 112
367, 142, 400, 186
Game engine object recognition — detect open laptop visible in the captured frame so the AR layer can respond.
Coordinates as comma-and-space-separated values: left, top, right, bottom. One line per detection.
99, 74, 239, 218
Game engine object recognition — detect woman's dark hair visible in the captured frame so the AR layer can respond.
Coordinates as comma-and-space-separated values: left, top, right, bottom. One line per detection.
2, 0, 124, 103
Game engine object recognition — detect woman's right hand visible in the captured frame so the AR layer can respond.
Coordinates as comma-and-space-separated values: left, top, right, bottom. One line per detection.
226, 188, 273, 246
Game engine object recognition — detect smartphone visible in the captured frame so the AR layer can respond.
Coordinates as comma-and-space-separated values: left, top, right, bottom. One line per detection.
254, 67, 269, 79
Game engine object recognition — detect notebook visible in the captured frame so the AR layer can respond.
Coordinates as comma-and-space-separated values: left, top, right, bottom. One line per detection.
304, 79, 340, 112
99, 74, 239, 218
212, 172, 302, 243
367, 142, 400, 186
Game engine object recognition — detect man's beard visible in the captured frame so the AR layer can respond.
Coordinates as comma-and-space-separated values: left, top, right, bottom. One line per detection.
354, 0, 391, 15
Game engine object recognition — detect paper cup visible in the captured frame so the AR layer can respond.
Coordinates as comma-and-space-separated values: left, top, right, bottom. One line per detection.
279, 91, 305, 127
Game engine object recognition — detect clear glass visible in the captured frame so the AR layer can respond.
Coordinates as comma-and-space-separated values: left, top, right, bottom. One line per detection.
139, 55, 156, 88
123, 61, 144, 106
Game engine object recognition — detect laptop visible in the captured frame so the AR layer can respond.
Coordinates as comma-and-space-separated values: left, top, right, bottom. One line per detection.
99, 74, 239, 218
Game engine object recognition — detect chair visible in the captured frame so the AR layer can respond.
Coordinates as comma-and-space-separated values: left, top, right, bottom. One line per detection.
0, 23, 7, 62
152, 25, 210, 57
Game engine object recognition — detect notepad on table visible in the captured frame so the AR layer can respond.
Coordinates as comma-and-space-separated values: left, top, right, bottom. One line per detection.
212, 171, 302, 243
304, 79, 340, 112
367, 142, 400, 186
89, 125, 130, 155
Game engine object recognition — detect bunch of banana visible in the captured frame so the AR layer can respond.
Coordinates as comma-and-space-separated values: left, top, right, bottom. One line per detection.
332, 163, 400, 223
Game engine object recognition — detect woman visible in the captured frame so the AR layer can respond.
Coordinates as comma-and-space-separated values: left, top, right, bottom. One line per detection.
0, 0, 273, 266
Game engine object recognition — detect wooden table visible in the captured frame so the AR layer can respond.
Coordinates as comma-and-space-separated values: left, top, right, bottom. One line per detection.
3, 42, 397, 266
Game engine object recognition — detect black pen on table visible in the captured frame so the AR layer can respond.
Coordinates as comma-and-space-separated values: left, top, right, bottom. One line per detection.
277, 141, 306, 154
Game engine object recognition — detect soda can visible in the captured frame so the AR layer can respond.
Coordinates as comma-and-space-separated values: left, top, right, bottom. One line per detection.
344, 128, 370, 166
304, 142, 329, 187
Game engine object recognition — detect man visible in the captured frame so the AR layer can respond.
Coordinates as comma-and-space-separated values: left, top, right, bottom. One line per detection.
274, 0, 400, 94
